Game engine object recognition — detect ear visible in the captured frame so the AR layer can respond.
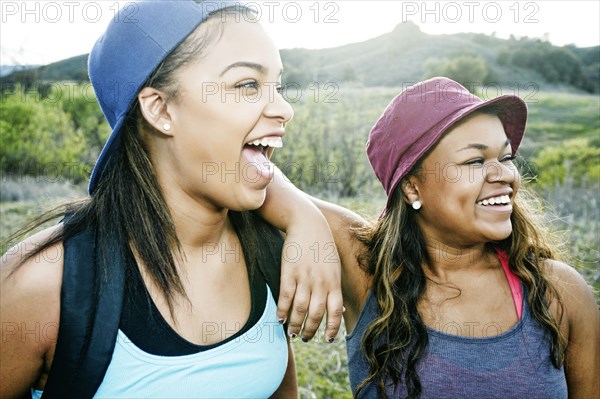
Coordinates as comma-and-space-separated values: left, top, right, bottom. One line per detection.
401, 177, 421, 205
138, 87, 173, 135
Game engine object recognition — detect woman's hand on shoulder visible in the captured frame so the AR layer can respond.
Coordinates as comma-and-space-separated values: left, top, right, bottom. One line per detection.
259, 168, 344, 342
277, 206, 343, 342
259, 166, 371, 341
307, 196, 371, 332
544, 259, 599, 398
1, 225, 63, 398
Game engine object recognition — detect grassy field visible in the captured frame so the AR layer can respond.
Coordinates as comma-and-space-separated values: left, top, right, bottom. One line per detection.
524, 92, 600, 151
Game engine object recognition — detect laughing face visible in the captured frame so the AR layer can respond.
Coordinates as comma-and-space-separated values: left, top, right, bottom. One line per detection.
150, 17, 293, 212
409, 112, 520, 247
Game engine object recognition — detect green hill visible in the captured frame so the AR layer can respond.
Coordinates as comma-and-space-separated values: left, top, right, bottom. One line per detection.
1, 55, 88, 88
281, 23, 598, 92
2, 22, 598, 93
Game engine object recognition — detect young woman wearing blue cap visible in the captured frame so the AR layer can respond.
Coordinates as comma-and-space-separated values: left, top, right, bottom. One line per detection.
264, 77, 599, 398
0, 1, 343, 398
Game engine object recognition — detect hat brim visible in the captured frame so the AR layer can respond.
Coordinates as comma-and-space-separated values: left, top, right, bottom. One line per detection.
88, 115, 126, 194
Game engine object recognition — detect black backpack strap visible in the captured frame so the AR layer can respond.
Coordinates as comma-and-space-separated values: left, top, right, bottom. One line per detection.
42, 224, 125, 399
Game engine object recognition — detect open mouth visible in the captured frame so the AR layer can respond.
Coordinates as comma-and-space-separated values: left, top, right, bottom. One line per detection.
476, 195, 511, 206
241, 136, 284, 182
245, 136, 283, 158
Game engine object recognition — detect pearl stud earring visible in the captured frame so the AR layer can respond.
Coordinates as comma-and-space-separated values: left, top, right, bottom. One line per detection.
412, 200, 422, 210
163, 123, 171, 132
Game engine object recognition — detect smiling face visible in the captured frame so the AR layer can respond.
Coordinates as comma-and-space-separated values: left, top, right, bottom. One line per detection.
406, 112, 520, 247
147, 17, 293, 212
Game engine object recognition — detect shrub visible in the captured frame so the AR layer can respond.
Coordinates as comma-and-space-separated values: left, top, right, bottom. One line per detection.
531, 138, 600, 188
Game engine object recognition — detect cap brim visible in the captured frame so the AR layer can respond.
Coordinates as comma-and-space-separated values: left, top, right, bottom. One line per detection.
88, 115, 126, 194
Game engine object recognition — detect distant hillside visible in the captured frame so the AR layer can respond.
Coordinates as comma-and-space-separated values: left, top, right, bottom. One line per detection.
1, 55, 88, 87
2, 22, 598, 93
1, 65, 37, 77
280, 22, 599, 93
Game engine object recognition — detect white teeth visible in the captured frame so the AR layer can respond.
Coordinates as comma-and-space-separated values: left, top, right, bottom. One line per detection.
248, 136, 283, 148
477, 195, 511, 206
267, 137, 283, 148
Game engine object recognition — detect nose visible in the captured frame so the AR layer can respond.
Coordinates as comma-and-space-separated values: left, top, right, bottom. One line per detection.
485, 160, 519, 184
263, 87, 294, 125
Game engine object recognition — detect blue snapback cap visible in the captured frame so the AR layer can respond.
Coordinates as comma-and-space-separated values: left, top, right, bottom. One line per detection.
88, 0, 242, 194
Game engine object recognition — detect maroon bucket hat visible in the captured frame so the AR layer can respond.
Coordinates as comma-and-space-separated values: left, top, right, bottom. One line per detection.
366, 77, 528, 214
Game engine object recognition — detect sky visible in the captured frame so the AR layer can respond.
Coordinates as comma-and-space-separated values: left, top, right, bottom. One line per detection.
1, 1, 599, 66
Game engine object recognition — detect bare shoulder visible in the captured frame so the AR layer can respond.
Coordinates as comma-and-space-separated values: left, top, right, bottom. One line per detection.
542, 260, 600, 396
310, 195, 370, 259
542, 258, 598, 349
2, 224, 65, 291
1, 223, 64, 333
1, 224, 63, 396
542, 259, 596, 307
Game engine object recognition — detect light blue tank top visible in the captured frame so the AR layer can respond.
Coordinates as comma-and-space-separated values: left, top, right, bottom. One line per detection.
33, 286, 287, 399
346, 284, 567, 398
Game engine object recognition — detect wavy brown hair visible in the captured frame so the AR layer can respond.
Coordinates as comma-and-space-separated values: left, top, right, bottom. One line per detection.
354, 120, 567, 399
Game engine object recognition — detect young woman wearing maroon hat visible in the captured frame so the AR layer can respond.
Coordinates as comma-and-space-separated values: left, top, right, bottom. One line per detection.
264, 77, 599, 398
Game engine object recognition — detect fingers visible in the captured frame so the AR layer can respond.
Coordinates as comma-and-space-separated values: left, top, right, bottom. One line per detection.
324, 290, 344, 342
276, 281, 296, 324
285, 288, 310, 339
287, 290, 344, 343
299, 292, 326, 341
276, 234, 343, 343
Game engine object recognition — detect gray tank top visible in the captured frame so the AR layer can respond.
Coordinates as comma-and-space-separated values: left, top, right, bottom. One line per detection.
346, 285, 567, 398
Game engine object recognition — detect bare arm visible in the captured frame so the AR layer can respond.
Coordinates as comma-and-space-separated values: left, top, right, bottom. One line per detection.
259, 167, 343, 342
0, 226, 63, 398
546, 260, 600, 398
305, 196, 372, 332
260, 166, 371, 335
270, 340, 298, 399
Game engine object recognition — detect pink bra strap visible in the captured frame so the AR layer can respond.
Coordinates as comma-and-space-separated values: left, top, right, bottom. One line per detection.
494, 248, 523, 320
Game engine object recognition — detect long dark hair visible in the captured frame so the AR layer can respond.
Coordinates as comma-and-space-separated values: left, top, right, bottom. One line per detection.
354, 111, 566, 398
4, 6, 266, 316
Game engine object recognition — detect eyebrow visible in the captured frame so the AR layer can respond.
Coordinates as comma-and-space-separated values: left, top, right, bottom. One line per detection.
457, 139, 511, 152
219, 62, 267, 77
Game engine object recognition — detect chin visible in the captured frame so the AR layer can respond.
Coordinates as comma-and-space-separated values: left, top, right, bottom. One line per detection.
232, 189, 267, 212
485, 225, 513, 242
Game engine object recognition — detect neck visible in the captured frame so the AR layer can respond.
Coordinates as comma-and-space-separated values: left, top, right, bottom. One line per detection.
423, 238, 494, 280
172, 204, 231, 249
161, 185, 232, 251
